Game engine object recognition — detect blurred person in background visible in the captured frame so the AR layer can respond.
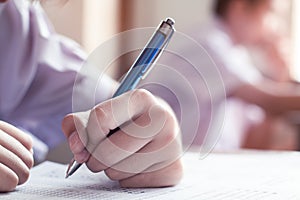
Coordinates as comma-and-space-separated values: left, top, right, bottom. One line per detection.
207, 0, 299, 150
147, 0, 300, 152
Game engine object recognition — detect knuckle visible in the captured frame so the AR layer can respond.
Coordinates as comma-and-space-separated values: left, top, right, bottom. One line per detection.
7, 181, 18, 192
0, 120, 9, 129
2, 174, 18, 192
18, 167, 30, 185
92, 107, 110, 133
165, 111, 177, 130
24, 134, 33, 150
24, 154, 34, 169
132, 89, 156, 105
162, 131, 177, 146
0, 120, 5, 128
161, 114, 179, 144
93, 106, 106, 119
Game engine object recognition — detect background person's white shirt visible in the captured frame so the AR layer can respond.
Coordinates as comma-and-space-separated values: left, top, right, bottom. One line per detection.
197, 17, 265, 150
201, 18, 296, 150
143, 16, 265, 151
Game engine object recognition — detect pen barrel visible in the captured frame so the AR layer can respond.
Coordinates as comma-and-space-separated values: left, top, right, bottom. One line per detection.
113, 18, 175, 98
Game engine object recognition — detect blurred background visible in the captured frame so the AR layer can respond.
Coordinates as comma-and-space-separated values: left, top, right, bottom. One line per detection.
42, 0, 300, 80
41, 0, 300, 161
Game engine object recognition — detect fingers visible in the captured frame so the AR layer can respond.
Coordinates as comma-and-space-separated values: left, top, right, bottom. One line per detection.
103, 102, 183, 188
63, 89, 159, 164
85, 101, 170, 172
0, 122, 34, 192
85, 89, 158, 152
68, 132, 89, 163
62, 111, 91, 163
0, 121, 33, 151
0, 144, 31, 186
103, 132, 182, 181
0, 163, 19, 192
85, 129, 151, 173
0, 130, 34, 169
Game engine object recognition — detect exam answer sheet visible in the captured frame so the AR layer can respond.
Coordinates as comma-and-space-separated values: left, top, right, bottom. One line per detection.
1, 151, 299, 200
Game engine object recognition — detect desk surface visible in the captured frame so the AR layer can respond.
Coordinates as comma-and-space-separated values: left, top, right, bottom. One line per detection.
1, 151, 299, 199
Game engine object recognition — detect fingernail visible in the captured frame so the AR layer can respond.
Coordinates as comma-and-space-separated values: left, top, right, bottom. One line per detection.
69, 131, 78, 146
75, 149, 90, 163
69, 132, 86, 154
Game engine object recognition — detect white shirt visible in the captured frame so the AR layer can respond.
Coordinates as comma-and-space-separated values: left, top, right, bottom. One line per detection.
0, 0, 114, 161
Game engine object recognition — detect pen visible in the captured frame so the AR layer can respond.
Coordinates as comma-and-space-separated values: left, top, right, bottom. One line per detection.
65, 18, 175, 178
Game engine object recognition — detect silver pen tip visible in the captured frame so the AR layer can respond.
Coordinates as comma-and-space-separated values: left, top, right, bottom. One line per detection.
65, 158, 75, 179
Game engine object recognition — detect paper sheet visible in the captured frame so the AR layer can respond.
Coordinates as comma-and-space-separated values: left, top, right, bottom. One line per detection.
1, 151, 300, 199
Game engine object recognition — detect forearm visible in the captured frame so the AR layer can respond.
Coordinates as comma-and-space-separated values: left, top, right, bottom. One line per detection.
233, 84, 300, 115
268, 95, 300, 115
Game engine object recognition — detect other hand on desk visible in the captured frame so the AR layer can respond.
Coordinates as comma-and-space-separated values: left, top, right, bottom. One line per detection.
62, 89, 183, 188
0, 121, 34, 192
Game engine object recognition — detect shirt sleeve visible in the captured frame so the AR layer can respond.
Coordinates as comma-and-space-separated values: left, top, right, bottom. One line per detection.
0, 0, 114, 151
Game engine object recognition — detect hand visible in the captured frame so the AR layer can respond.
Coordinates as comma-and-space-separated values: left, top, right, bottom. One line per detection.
0, 121, 34, 192
242, 116, 298, 151
255, 29, 291, 82
62, 89, 183, 187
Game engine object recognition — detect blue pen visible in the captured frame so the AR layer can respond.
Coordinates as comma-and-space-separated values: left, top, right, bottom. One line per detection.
65, 18, 175, 178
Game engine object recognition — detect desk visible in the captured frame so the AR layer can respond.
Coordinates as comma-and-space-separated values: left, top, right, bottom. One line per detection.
1, 151, 299, 199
